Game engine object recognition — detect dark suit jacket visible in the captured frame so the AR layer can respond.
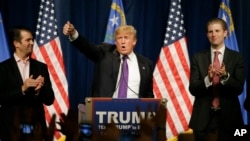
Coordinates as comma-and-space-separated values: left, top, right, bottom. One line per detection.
0, 57, 54, 140
188, 47, 245, 132
244, 81, 250, 112
71, 35, 154, 98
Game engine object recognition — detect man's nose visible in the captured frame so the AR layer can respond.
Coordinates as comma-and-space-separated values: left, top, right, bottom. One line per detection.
121, 38, 126, 43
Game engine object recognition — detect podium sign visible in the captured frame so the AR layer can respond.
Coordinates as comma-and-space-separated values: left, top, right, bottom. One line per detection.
79, 98, 167, 136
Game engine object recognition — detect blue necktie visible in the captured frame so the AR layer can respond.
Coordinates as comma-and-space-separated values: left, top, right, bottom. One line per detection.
118, 55, 128, 98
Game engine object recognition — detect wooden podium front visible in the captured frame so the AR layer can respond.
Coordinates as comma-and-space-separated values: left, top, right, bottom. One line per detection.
78, 98, 167, 138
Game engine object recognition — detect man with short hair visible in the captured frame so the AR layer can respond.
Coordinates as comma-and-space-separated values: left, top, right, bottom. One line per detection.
63, 22, 154, 98
189, 18, 245, 141
0, 26, 55, 141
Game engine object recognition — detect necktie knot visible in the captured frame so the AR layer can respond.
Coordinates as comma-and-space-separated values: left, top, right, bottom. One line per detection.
214, 51, 220, 58
213, 51, 220, 69
214, 51, 220, 55
122, 55, 128, 61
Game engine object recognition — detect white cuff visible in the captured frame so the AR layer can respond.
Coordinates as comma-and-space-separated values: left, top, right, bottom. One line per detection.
68, 30, 79, 41
204, 75, 212, 88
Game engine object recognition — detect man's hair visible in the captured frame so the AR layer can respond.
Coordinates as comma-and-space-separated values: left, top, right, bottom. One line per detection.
7, 26, 33, 52
114, 25, 137, 39
206, 17, 228, 32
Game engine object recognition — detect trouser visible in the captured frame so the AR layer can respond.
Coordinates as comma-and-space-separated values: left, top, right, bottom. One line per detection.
193, 109, 230, 141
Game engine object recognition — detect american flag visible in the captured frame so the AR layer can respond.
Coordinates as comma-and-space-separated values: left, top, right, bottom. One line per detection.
153, 0, 194, 139
32, 0, 69, 140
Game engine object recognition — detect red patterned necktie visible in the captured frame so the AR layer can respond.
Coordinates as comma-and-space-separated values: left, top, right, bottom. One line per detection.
118, 55, 128, 98
212, 51, 220, 108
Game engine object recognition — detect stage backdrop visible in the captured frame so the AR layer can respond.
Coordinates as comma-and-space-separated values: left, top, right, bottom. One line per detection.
0, 0, 249, 113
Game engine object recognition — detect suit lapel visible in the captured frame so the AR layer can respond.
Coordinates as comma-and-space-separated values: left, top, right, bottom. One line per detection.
29, 58, 41, 79
222, 48, 235, 72
112, 51, 121, 86
137, 57, 145, 81
136, 55, 146, 92
222, 48, 230, 65
9, 58, 24, 85
29, 59, 35, 78
199, 49, 211, 77
207, 48, 212, 65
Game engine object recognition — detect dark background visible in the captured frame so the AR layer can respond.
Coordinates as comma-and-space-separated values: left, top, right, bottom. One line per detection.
0, 0, 249, 117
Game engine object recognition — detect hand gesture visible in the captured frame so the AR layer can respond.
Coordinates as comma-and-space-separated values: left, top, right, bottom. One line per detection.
208, 64, 216, 82
63, 21, 76, 37
218, 63, 227, 78
208, 63, 227, 82
22, 75, 39, 92
57, 109, 79, 141
35, 75, 44, 91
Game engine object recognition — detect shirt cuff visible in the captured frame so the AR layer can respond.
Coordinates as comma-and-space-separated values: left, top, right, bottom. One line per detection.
220, 72, 230, 85
68, 30, 79, 41
204, 75, 212, 88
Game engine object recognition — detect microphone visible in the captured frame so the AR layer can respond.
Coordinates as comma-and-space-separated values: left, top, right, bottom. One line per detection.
119, 64, 139, 96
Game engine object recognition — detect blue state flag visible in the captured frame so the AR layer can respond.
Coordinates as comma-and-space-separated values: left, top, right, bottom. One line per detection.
218, 0, 248, 124
104, 0, 126, 44
0, 11, 10, 62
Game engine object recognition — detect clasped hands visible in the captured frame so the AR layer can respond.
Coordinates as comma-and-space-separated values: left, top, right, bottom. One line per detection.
208, 63, 228, 82
22, 75, 45, 93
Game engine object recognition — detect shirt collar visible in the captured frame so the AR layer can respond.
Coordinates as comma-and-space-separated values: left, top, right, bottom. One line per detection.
211, 45, 226, 56
120, 51, 135, 60
14, 53, 30, 63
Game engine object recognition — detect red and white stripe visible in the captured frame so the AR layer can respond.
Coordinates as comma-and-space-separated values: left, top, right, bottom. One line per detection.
32, 37, 69, 139
153, 37, 194, 139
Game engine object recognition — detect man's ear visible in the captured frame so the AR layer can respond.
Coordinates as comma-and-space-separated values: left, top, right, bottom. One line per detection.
13, 40, 20, 48
224, 30, 228, 38
133, 40, 137, 46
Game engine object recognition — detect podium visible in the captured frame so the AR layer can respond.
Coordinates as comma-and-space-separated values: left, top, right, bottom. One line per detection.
78, 98, 167, 138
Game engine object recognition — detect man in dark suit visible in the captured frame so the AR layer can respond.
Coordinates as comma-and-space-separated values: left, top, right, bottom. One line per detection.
63, 21, 154, 98
0, 26, 55, 140
189, 18, 245, 141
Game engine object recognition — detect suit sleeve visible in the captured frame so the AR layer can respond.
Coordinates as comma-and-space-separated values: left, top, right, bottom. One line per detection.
189, 54, 210, 97
222, 53, 245, 96
37, 64, 55, 106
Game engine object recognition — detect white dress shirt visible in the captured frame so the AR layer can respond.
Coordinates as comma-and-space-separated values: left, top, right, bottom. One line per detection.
14, 53, 30, 82
113, 52, 140, 98
204, 46, 229, 88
